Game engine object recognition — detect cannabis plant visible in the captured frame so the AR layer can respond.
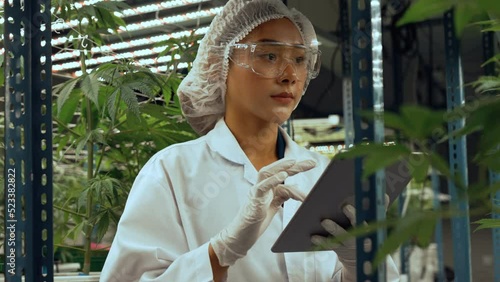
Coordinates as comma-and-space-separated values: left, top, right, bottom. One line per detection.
50, 0, 199, 274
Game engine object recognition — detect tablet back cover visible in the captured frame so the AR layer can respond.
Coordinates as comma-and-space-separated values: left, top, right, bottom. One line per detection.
271, 158, 411, 253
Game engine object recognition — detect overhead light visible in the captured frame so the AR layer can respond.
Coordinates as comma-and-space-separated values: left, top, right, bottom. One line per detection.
72, 61, 189, 77
52, 27, 209, 62
52, 5, 222, 31
51, 0, 213, 31
2, 26, 207, 62
3, 10, 217, 60
50, 7, 220, 45
0, 0, 120, 8
149, 62, 189, 73
53, 47, 165, 71
117, 7, 221, 32
52, 27, 208, 72
117, 0, 211, 17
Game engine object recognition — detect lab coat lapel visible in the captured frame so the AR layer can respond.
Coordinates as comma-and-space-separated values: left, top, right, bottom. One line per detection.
280, 127, 315, 282
205, 118, 258, 185
282, 174, 311, 282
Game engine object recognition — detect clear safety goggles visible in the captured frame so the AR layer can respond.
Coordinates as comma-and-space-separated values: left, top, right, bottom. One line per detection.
228, 41, 321, 79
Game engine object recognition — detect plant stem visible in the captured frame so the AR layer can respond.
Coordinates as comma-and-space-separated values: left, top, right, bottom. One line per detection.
54, 244, 85, 252
53, 204, 86, 217
94, 92, 123, 175
81, 52, 93, 275
53, 116, 82, 137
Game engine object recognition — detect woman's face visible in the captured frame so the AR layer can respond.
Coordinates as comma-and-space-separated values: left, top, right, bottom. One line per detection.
225, 18, 306, 126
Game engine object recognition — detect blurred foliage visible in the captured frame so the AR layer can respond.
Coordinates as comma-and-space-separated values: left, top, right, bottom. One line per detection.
397, 0, 500, 37
320, 2, 500, 270
52, 58, 199, 274
325, 94, 500, 267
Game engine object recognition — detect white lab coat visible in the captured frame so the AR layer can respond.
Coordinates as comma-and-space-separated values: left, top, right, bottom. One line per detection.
100, 118, 399, 282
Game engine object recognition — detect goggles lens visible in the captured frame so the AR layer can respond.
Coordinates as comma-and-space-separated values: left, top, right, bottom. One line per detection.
229, 42, 321, 79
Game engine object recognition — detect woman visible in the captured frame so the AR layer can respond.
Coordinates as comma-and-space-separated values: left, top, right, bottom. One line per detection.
100, 0, 399, 281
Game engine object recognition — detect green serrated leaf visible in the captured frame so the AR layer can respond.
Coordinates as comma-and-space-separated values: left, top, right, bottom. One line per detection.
106, 88, 120, 122
75, 131, 92, 157
482, 25, 500, 32
57, 89, 81, 125
79, 6, 96, 19
454, 2, 484, 37
363, 148, 412, 178
91, 129, 107, 146
95, 7, 121, 31
80, 73, 100, 107
70, 221, 85, 242
397, 0, 455, 27
94, 211, 110, 243
400, 105, 446, 140
55, 78, 80, 114
56, 134, 71, 157
472, 76, 500, 93
474, 218, 500, 231
140, 104, 168, 120
120, 85, 140, 117
126, 110, 145, 128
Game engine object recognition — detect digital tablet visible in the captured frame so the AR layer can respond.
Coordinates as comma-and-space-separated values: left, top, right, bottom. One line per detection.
271, 158, 412, 253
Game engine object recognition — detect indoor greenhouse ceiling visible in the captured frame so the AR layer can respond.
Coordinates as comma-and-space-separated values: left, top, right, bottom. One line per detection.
50, 0, 224, 76
0, 0, 486, 118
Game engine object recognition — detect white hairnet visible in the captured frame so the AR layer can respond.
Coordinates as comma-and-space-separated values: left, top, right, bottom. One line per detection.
177, 0, 319, 135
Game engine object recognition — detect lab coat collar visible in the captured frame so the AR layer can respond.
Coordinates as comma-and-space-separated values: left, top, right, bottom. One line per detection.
205, 118, 248, 166
278, 126, 306, 159
205, 119, 258, 185
205, 119, 311, 186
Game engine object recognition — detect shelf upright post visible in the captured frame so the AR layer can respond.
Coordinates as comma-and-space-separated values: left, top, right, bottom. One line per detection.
350, 0, 387, 280
4, 0, 54, 281
443, 10, 472, 282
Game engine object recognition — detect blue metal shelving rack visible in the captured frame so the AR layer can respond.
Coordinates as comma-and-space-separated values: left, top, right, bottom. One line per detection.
443, 10, 472, 282
341, 3, 480, 282
4, 0, 54, 281
345, 0, 387, 280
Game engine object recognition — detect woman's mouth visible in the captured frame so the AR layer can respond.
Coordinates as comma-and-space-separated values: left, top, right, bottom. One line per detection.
271, 92, 294, 104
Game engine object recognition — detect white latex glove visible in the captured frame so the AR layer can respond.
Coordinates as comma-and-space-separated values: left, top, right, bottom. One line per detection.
311, 205, 357, 281
311, 194, 390, 281
210, 158, 316, 267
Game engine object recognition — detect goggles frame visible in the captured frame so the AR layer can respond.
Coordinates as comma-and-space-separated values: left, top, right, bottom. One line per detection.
228, 41, 321, 79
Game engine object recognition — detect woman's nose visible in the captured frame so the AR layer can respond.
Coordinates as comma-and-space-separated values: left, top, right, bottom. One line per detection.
277, 63, 298, 84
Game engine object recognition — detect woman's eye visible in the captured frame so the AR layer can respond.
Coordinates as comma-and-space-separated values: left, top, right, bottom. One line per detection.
295, 57, 305, 64
261, 53, 277, 61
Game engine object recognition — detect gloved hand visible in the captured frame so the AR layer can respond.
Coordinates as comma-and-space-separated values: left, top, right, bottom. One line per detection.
210, 158, 316, 267
311, 194, 390, 281
312, 205, 357, 281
